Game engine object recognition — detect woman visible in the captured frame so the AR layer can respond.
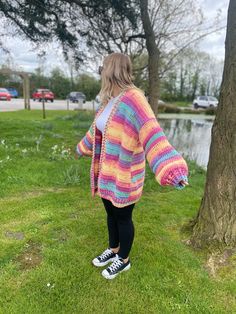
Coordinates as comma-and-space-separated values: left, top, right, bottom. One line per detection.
76, 52, 189, 280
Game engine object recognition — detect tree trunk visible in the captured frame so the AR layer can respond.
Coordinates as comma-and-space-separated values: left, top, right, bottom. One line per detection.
139, 0, 160, 116
191, 0, 236, 248
191, 70, 199, 100
180, 62, 184, 100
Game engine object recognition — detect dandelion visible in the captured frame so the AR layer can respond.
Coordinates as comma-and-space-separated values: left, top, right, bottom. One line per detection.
51, 145, 58, 151
35, 135, 43, 151
47, 283, 51, 287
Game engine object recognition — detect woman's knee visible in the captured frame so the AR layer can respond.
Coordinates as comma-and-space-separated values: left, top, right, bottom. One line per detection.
114, 210, 133, 224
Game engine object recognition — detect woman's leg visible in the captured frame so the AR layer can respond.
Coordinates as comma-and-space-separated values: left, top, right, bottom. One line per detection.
112, 203, 135, 261
101, 198, 119, 251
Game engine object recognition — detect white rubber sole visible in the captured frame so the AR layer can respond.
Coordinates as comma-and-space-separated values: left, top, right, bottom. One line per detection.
101, 263, 131, 279
92, 256, 117, 267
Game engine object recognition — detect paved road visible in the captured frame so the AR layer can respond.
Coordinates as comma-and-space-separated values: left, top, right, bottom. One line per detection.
0, 98, 97, 112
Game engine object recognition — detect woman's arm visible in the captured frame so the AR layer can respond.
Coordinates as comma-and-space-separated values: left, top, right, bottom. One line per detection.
130, 90, 189, 190
76, 123, 94, 157
75, 100, 103, 157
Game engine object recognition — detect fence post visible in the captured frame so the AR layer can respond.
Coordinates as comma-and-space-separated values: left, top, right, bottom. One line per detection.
26, 75, 31, 110
78, 98, 83, 110
23, 76, 27, 109
42, 90, 46, 119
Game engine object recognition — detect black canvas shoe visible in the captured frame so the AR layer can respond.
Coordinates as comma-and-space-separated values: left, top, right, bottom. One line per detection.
101, 256, 131, 279
92, 248, 117, 267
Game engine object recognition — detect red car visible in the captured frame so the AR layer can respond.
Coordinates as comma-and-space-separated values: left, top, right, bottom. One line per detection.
32, 89, 54, 102
0, 88, 11, 101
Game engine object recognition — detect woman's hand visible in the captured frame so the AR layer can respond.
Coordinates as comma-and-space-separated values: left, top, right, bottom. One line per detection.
178, 180, 189, 187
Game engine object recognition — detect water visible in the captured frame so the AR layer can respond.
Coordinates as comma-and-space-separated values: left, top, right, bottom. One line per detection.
158, 113, 215, 169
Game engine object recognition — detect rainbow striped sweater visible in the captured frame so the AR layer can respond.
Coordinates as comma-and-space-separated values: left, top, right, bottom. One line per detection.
76, 88, 189, 208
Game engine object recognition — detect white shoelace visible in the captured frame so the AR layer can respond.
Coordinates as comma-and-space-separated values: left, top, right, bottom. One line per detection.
100, 249, 113, 260
108, 259, 123, 272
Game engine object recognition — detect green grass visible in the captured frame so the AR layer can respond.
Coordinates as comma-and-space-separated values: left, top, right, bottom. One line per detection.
0, 109, 235, 313
170, 101, 192, 107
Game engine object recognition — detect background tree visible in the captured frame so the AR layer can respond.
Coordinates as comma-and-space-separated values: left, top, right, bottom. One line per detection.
160, 48, 223, 102
75, 74, 101, 101
49, 68, 70, 99
80, 0, 224, 114
30, 68, 50, 94
0, 0, 224, 114
142, 0, 223, 113
190, 0, 236, 248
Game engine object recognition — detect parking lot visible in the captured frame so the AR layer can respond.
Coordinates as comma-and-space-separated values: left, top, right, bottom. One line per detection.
0, 98, 96, 112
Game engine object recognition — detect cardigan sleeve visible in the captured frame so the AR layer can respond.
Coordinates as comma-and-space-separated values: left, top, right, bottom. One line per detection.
75, 102, 102, 157
76, 123, 94, 157
130, 90, 189, 190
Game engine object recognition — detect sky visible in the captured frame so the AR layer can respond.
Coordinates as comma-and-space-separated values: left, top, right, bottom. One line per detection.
0, 0, 229, 76
198, 0, 229, 59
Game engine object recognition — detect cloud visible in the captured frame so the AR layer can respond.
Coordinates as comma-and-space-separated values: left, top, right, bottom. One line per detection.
195, 0, 228, 60
1, 38, 64, 73
200, 0, 229, 12
199, 31, 226, 60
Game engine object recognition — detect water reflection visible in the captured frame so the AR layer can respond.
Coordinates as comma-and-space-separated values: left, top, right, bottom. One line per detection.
159, 116, 214, 169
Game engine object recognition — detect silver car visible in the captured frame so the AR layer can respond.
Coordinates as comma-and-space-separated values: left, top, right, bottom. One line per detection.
193, 96, 218, 109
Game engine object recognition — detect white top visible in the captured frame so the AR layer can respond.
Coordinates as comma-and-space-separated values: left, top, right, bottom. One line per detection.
95, 95, 119, 133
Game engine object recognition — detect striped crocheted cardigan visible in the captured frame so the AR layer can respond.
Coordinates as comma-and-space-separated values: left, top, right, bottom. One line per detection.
76, 88, 189, 208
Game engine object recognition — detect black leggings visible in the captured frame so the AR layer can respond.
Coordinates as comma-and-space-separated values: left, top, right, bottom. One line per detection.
101, 198, 135, 260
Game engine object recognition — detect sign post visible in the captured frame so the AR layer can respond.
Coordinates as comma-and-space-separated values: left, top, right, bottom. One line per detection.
42, 90, 46, 119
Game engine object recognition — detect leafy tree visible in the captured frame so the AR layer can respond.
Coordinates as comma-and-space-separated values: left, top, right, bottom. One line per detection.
0, 0, 223, 113
49, 67, 70, 99
30, 68, 50, 94
75, 74, 100, 101
160, 49, 223, 102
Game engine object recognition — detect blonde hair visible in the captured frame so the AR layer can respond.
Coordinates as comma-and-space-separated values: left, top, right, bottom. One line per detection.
99, 52, 136, 105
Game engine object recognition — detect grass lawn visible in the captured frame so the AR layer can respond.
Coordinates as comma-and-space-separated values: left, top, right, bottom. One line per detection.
0, 109, 235, 314
170, 101, 192, 108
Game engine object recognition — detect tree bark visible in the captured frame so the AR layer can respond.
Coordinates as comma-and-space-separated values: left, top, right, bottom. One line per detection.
139, 0, 160, 116
179, 62, 184, 100
191, 0, 236, 248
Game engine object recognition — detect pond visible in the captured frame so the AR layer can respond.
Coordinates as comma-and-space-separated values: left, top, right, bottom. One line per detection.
158, 113, 215, 170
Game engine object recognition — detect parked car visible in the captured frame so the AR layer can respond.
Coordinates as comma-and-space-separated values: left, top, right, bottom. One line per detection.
67, 92, 86, 103
193, 96, 218, 109
0, 88, 11, 101
32, 89, 54, 102
6, 87, 19, 98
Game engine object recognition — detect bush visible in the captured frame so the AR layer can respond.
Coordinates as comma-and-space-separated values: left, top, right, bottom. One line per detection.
205, 107, 217, 115
158, 104, 181, 113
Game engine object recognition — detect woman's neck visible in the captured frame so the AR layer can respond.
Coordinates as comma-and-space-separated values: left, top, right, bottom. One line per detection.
112, 85, 123, 98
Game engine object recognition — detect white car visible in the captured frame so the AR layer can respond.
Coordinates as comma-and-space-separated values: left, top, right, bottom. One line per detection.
193, 96, 218, 109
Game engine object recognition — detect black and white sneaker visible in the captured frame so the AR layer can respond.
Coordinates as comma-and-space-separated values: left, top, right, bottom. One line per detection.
92, 248, 117, 267
101, 256, 131, 279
